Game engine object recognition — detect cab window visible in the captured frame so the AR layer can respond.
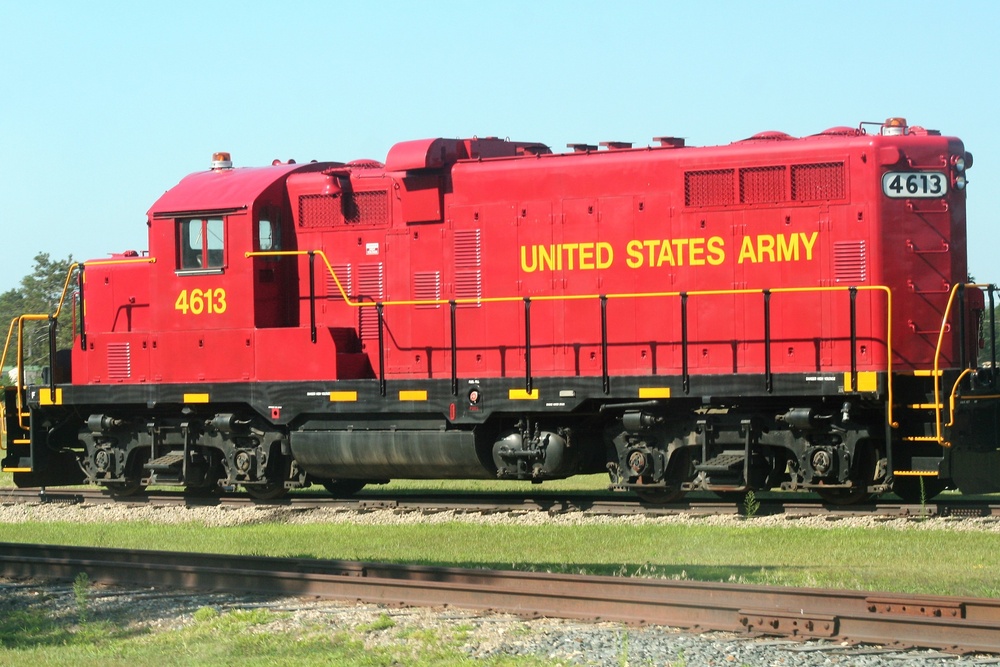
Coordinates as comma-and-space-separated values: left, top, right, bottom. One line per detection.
178, 217, 224, 270
258, 211, 281, 251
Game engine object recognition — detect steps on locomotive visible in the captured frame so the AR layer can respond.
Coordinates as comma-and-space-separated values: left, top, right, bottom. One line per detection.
695, 452, 746, 473
144, 453, 185, 472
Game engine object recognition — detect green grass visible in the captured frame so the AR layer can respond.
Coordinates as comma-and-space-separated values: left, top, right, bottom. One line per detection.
1, 519, 998, 598
0, 604, 548, 667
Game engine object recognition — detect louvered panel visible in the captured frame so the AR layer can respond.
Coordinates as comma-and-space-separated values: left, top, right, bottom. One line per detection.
106, 342, 131, 380
326, 263, 352, 300
299, 195, 339, 227
454, 229, 481, 268
455, 270, 482, 308
357, 263, 384, 339
413, 271, 441, 309
834, 240, 867, 283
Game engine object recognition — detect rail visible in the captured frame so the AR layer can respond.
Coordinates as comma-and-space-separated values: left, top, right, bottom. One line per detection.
248, 249, 897, 424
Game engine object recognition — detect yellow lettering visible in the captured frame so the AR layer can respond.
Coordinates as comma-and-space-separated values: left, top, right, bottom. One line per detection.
578, 242, 594, 270
688, 237, 705, 266
757, 235, 775, 263
643, 239, 659, 267
738, 236, 757, 263
561, 243, 578, 270
539, 245, 557, 272
800, 231, 818, 260
656, 239, 675, 267
626, 240, 644, 268
707, 236, 725, 266
777, 233, 799, 262
597, 242, 614, 269
520, 245, 538, 272
670, 238, 689, 266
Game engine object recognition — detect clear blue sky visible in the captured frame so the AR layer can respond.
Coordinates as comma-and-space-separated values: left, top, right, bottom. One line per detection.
2, 0, 998, 290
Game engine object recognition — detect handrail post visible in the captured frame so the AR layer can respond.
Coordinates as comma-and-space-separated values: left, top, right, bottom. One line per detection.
600, 295, 609, 394
990, 285, 997, 386
957, 283, 967, 369
763, 289, 772, 393
78, 265, 87, 351
308, 252, 317, 344
377, 303, 386, 397
47, 315, 57, 395
450, 300, 458, 396
680, 293, 689, 394
523, 297, 532, 394
849, 286, 858, 391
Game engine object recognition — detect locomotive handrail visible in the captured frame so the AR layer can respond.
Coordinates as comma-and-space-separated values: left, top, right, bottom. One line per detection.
247, 250, 897, 428
926, 282, 992, 447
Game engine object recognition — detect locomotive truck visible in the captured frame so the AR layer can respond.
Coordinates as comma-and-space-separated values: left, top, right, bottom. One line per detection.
3, 117, 999, 504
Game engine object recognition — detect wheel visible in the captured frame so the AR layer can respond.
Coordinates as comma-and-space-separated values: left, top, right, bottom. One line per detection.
633, 448, 691, 504
243, 482, 288, 500
105, 450, 147, 497
816, 438, 883, 506
892, 476, 945, 503
320, 479, 368, 497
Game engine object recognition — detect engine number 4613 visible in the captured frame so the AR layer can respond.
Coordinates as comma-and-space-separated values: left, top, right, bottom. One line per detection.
175, 288, 227, 315
882, 171, 948, 198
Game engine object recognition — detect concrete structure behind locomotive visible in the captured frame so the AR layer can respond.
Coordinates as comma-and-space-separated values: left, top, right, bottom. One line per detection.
4, 118, 1000, 503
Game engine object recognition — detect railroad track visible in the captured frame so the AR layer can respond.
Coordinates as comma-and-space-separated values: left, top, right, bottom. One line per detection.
2, 486, 999, 519
1, 541, 998, 654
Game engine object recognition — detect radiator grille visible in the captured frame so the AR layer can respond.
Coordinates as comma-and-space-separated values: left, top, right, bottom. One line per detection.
685, 169, 735, 207
299, 191, 390, 227
791, 162, 845, 201
740, 166, 787, 204
106, 342, 131, 380
834, 240, 867, 283
455, 270, 482, 307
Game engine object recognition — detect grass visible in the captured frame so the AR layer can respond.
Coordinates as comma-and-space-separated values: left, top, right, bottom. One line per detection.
1, 519, 998, 598
0, 603, 548, 667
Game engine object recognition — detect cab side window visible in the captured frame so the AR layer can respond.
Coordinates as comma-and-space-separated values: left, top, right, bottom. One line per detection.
258, 211, 281, 251
178, 217, 225, 271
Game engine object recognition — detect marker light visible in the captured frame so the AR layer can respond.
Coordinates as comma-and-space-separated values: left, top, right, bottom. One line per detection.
955, 175, 967, 190
952, 155, 966, 172
883, 117, 907, 136
211, 152, 233, 170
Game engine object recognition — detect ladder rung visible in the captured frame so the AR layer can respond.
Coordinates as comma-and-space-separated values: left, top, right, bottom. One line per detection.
903, 436, 943, 442
12, 439, 29, 444
905, 404, 942, 410
913, 370, 944, 377
894, 470, 940, 477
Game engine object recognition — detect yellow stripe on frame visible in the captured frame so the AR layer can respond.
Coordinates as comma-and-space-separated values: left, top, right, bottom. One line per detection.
638, 387, 671, 399
398, 390, 428, 401
509, 389, 539, 400
843, 371, 877, 393
39, 388, 63, 406
183, 393, 210, 404
329, 391, 358, 402
2, 467, 32, 473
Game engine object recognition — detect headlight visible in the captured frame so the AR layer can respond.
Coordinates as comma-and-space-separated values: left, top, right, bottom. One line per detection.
953, 155, 966, 172
955, 175, 967, 190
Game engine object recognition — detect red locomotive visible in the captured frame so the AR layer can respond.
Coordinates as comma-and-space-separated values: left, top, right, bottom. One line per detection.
4, 117, 999, 503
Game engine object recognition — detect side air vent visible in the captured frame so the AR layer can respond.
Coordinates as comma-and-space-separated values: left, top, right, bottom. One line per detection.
357, 263, 384, 339
414, 271, 441, 309
834, 240, 867, 283
453, 229, 482, 307
326, 264, 352, 300
107, 342, 131, 380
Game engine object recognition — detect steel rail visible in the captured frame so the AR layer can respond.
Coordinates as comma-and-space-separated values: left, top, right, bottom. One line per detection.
3, 487, 1000, 519
0, 542, 998, 654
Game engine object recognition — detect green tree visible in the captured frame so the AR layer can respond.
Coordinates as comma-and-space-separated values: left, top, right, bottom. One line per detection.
0, 253, 76, 382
